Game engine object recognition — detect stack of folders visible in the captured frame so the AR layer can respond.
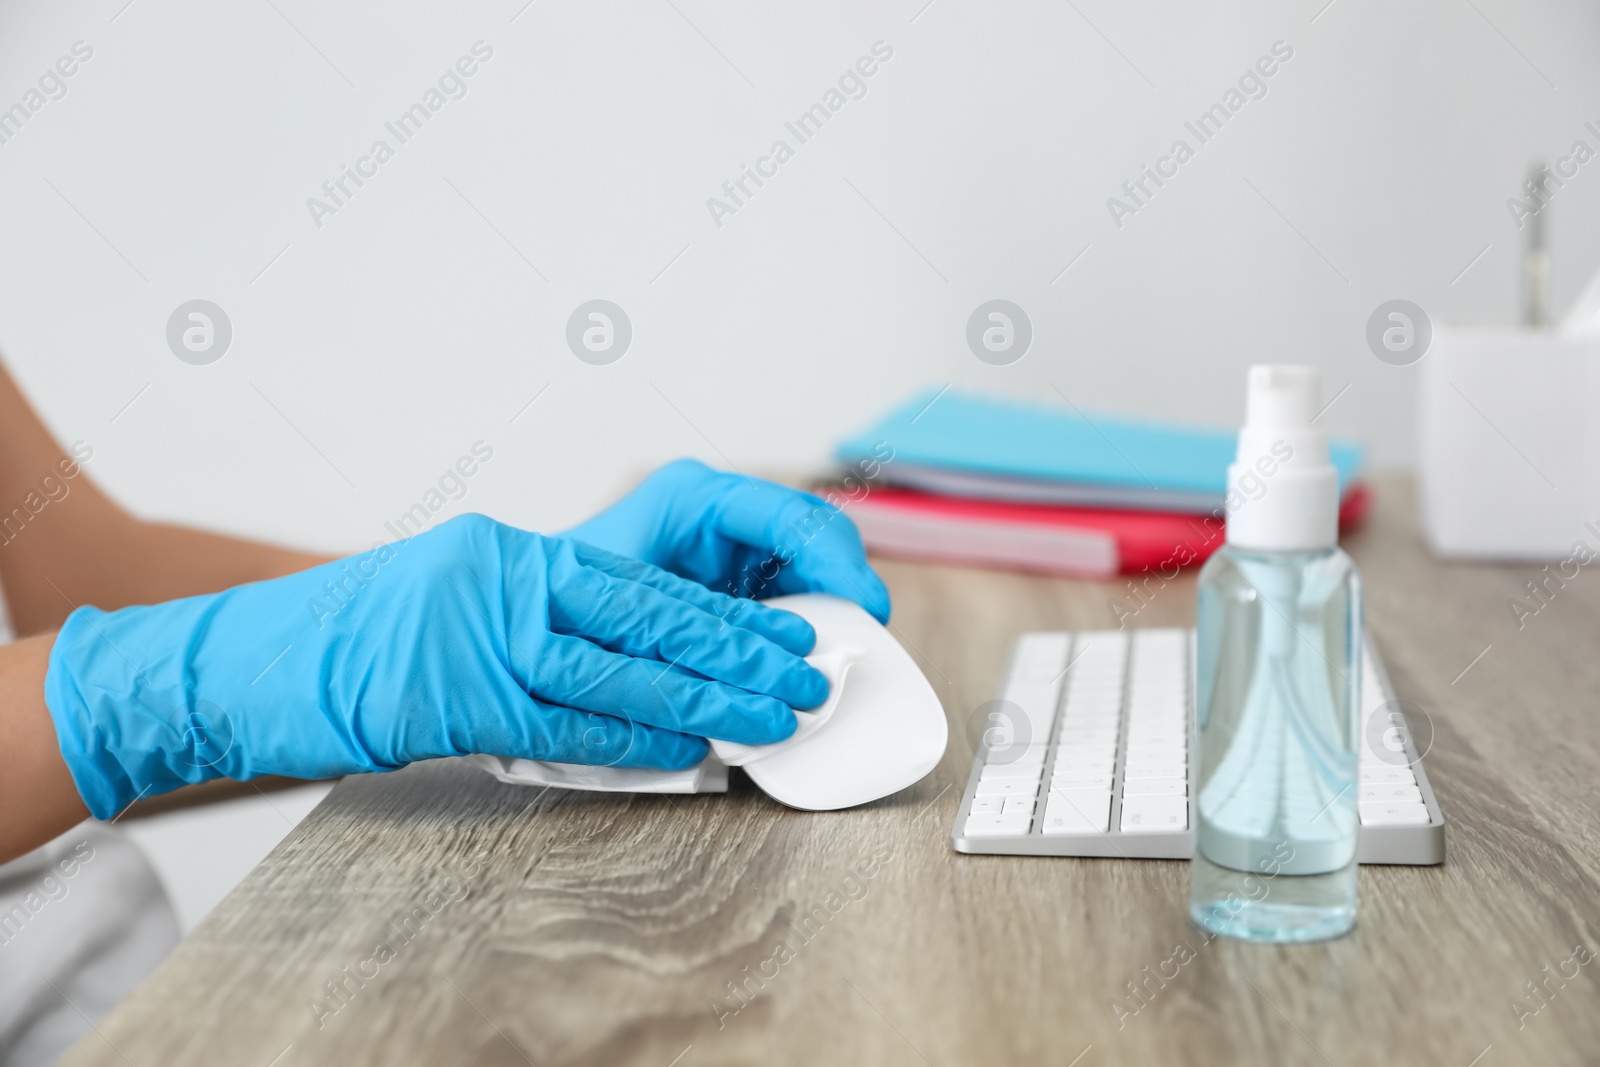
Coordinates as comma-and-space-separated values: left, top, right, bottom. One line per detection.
829, 389, 1369, 580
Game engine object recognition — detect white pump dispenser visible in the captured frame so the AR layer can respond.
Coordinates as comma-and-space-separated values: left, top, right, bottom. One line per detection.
1225, 365, 1339, 553
1192, 363, 1363, 943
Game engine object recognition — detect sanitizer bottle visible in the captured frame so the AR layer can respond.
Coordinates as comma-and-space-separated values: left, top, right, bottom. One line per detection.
1189, 365, 1362, 943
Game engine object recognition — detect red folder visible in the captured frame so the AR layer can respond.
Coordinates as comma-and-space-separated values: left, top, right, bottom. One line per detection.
843, 485, 1372, 579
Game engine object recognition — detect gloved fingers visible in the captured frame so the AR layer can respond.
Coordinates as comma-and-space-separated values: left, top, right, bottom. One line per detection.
713, 480, 893, 623
566, 540, 816, 656
530, 633, 798, 744
545, 564, 829, 709
513, 697, 711, 770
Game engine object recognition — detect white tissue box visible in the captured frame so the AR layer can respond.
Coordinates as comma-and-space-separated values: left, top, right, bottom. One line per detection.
1418, 328, 1600, 559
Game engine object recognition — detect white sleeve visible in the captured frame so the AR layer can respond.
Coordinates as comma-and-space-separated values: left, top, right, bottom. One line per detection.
0, 823, 179, 1066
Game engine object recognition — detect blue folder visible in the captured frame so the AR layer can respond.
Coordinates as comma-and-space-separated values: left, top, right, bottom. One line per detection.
835, 388, 1364, 513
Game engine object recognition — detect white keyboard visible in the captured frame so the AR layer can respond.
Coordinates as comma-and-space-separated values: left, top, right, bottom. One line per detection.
951, 628, 1445, 864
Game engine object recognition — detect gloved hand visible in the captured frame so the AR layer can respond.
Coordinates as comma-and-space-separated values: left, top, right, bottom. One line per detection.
563, 459, 891, 623
46, 514, 827, 820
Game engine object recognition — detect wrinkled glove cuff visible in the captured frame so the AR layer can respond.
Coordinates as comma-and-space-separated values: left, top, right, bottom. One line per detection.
46, 604, 221, 820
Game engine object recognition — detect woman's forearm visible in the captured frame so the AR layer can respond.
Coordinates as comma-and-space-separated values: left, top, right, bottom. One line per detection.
0, 358, 332, 633
0, 632, 87, 861
2, 515, 334, 635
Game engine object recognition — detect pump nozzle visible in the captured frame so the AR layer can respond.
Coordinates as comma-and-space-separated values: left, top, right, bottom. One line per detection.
1246, 365, 1318, 428
1226, 364, 1339, 552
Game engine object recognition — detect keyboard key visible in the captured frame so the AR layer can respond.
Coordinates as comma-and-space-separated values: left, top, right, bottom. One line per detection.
1063, 696, 1121, 717
1049, 742, 1113, 758
1360, 766, 1416, 785
1366, 742, 1405, 764
1058, 756, 1117, 776
1055, 735, 1116, 752
1128, 708, 1184, 723
1127, 722, 1185, 739
1060, 725, 1120, 742
1065, 734, 1122, 751
975, 779, 1041, 798
1128, 737, 1186, 752
1058, 758, 1119, 777
980, 762, 1046, 781
1120, 795, 1188, 832
1127, 710, 1185, 726
1066, 670, 1122, 685
1067, 666, 1123, 682
1127, 726, 1183, 742
1062, 700, 1121, 716
1123, 762, 1186, 780
1011, 633, 1070, 681
1058, 736, 1120, 754
1042, 788, 1111, 833
1359, 801, 1430, 826
1066, 679, 1122, 693
1126, 745, 1186, 764
1057, 732, 1116, 748
1123, 778, 1186, 797
1126, 735, 1184, 751
1066, 675, 1122, 688
986, 744, 1048, 766
1058, 724, 1120, 740
1052, 755, 1115, 777
1067, 664, 1123, 680
969, 796, 1005, 815
1061, 705, 1120, 722
964, 813, 1033, 837
1002, 795, 1036, 814
1127, 700, 1185, 718
1000, 699, 1063, 742
1050, 773, 1114, 791
1127, 730, 1184, 748
1359, 783, 1422, 804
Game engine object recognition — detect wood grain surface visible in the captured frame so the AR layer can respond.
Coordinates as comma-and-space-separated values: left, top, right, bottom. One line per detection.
61, 477, 1600, 1067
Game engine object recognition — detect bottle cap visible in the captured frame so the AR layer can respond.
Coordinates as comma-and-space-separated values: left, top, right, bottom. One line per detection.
1225, 365, 1338, 552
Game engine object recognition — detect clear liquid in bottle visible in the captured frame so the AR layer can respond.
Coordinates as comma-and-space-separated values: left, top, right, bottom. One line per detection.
1189, 544, 1361, 943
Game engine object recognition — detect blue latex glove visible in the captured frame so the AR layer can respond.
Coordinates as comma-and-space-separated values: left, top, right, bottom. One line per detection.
46, 514, 828, 820
564, 459, 891, 623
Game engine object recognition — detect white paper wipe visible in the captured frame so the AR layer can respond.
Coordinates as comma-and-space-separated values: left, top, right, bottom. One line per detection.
710, 650, 859, 766
467, 752, 729, 794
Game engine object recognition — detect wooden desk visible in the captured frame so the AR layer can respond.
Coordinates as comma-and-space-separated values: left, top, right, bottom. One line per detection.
64, 477, 1600, 1066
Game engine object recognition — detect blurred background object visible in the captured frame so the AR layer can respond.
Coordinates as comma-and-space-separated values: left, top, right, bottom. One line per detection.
1418, 329, 1597, 560
0, 0, 1597, 555
825, 387, 1369, 577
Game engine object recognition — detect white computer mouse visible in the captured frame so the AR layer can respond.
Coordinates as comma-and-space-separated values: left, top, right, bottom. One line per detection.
711, 593, 948, 811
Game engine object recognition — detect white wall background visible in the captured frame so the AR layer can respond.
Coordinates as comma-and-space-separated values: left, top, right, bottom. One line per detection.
0, 0, 1596, 553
